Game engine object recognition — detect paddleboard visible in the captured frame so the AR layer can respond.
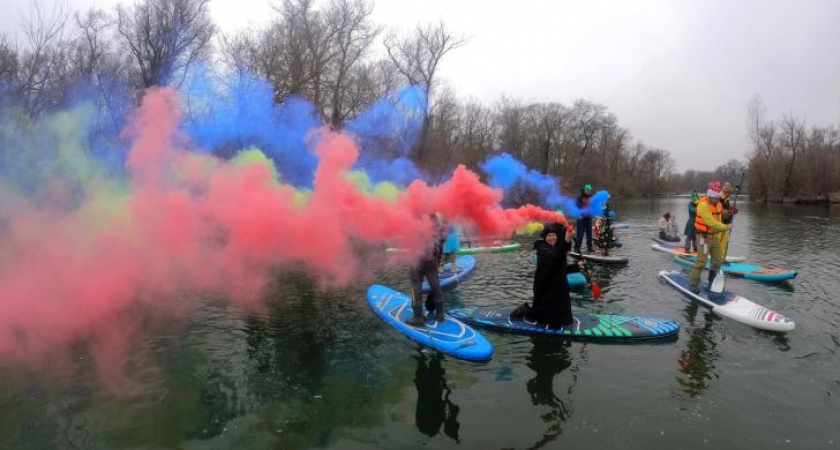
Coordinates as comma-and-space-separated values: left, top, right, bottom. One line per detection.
448, 306, 680, 340
570, 251, 629, 265
421, 255, 476, 292
672, 257, 797, 282
652, 236, 684, 248
651, 243, 746, 263
457, 243, 522, 254
658, 270, 794, 332
367, 285, 495, 361
613, 222, 629, 229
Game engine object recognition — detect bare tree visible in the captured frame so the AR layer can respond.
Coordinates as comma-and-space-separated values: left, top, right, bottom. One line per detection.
778, 113, 805, 197
384, 22, 465, 160
324, 0, 379, 127
0, 34, 18, 96
15, 0, 74, 117
117, 0, 215, 88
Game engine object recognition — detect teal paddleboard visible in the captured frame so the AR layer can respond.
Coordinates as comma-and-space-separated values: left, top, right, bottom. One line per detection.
672, 256, 797, 282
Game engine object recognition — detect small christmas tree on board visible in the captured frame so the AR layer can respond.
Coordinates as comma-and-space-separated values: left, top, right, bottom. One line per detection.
594, 201, 618, 256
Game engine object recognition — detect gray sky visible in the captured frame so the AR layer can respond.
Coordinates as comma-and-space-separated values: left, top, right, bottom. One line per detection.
2, 0, 839, 171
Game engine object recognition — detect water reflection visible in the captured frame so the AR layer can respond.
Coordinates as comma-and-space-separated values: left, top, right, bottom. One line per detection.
413, 352, 460, 442
523, 337, 577, 450
676, 303, 720, 398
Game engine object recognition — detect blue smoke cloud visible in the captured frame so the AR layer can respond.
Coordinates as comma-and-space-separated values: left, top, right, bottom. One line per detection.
180, 68, 320, 187
481, 152, 610, 218
346, 85, 426, 185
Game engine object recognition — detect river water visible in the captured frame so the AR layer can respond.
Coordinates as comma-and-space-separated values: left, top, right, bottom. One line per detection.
1, 198, 839, 450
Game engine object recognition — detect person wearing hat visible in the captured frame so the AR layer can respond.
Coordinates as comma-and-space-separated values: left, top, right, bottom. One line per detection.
511, 222, 584, 327
683, 192, 700, 253
574, 183, 594, 254
689, 181, 732, 293
719, 182, 739, 256
406, 213, 448, 326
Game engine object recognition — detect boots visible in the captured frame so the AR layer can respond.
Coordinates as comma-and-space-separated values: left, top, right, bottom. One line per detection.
405, 306, 426, 327
708, 270, 717, 287
434, 301, 445, 323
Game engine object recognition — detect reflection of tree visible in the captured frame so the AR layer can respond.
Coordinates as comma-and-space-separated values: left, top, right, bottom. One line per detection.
413, 352, 460, 442
523, 337, 578, 450
676, 303, 721, 398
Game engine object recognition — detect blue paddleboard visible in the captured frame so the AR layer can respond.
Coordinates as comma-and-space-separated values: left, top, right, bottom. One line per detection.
367, 285, 494, 361
422, 255, 476, 292
448, 306, 680, 341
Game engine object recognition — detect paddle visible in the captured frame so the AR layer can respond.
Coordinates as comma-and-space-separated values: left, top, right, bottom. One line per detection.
572, 237, 602, 300
710, 172, 745, 293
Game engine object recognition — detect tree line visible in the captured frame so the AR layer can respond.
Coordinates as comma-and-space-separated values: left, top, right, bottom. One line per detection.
1, 0, 697, 197
745, 96, 839, 203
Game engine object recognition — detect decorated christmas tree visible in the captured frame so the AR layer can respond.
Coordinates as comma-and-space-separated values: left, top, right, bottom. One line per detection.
593, 202, 618, 255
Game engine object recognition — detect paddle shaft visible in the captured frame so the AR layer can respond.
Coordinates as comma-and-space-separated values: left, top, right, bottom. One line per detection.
720, 172, 745, 263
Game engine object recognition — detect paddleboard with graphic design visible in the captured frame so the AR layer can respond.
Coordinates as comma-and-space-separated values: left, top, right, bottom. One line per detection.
448, 306, 680, 340
367, 285, 494, 361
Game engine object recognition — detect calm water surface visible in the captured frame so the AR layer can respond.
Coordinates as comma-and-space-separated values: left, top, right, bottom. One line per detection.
2, 198, 839, 449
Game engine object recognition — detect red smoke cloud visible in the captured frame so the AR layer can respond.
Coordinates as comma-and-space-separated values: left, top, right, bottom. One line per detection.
0, 88, 565, 383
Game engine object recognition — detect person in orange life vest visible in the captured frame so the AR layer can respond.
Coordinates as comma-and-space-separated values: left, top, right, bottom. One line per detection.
689, 181, 732, 293
719, 182, 739, 256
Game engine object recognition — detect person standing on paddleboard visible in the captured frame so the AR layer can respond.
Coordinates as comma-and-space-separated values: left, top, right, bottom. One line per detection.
441, 221, 461, 273
574, 184, 594, 254
513, 223, 584, 327
683, 192, 700, 253
689, 181, 731, 294
719, 182, 739, 256
406, 213, 448, 326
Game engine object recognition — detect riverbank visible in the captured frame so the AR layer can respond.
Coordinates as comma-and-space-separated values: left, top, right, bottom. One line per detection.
750, 191, 840, 204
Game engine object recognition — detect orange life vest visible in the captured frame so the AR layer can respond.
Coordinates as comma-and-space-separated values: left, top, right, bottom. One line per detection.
694, 197, 723, 234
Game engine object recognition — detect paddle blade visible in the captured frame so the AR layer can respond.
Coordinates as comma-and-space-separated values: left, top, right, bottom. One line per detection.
591, 282, 602, 300
710, 270, 725, 293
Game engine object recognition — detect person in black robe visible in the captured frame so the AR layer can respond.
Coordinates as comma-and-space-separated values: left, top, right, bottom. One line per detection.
514, 222, 583, 327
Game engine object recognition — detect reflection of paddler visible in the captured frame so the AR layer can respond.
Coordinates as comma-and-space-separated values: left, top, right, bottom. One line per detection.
676, 303, 720, 398
413, 353, 460, 442
524, 338, 576, 447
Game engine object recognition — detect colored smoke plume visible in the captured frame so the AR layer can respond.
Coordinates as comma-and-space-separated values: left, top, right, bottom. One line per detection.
481, 152, 610, 218
0, 88, 563, 383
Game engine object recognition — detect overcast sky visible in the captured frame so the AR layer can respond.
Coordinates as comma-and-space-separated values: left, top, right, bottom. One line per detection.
2, 0, 838, 171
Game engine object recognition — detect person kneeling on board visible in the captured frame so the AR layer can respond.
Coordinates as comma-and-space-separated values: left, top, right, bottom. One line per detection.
658, 212, 681, 242
512, 223, 584, 328
689, 181, 732, 294
406, 213, 448, 326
